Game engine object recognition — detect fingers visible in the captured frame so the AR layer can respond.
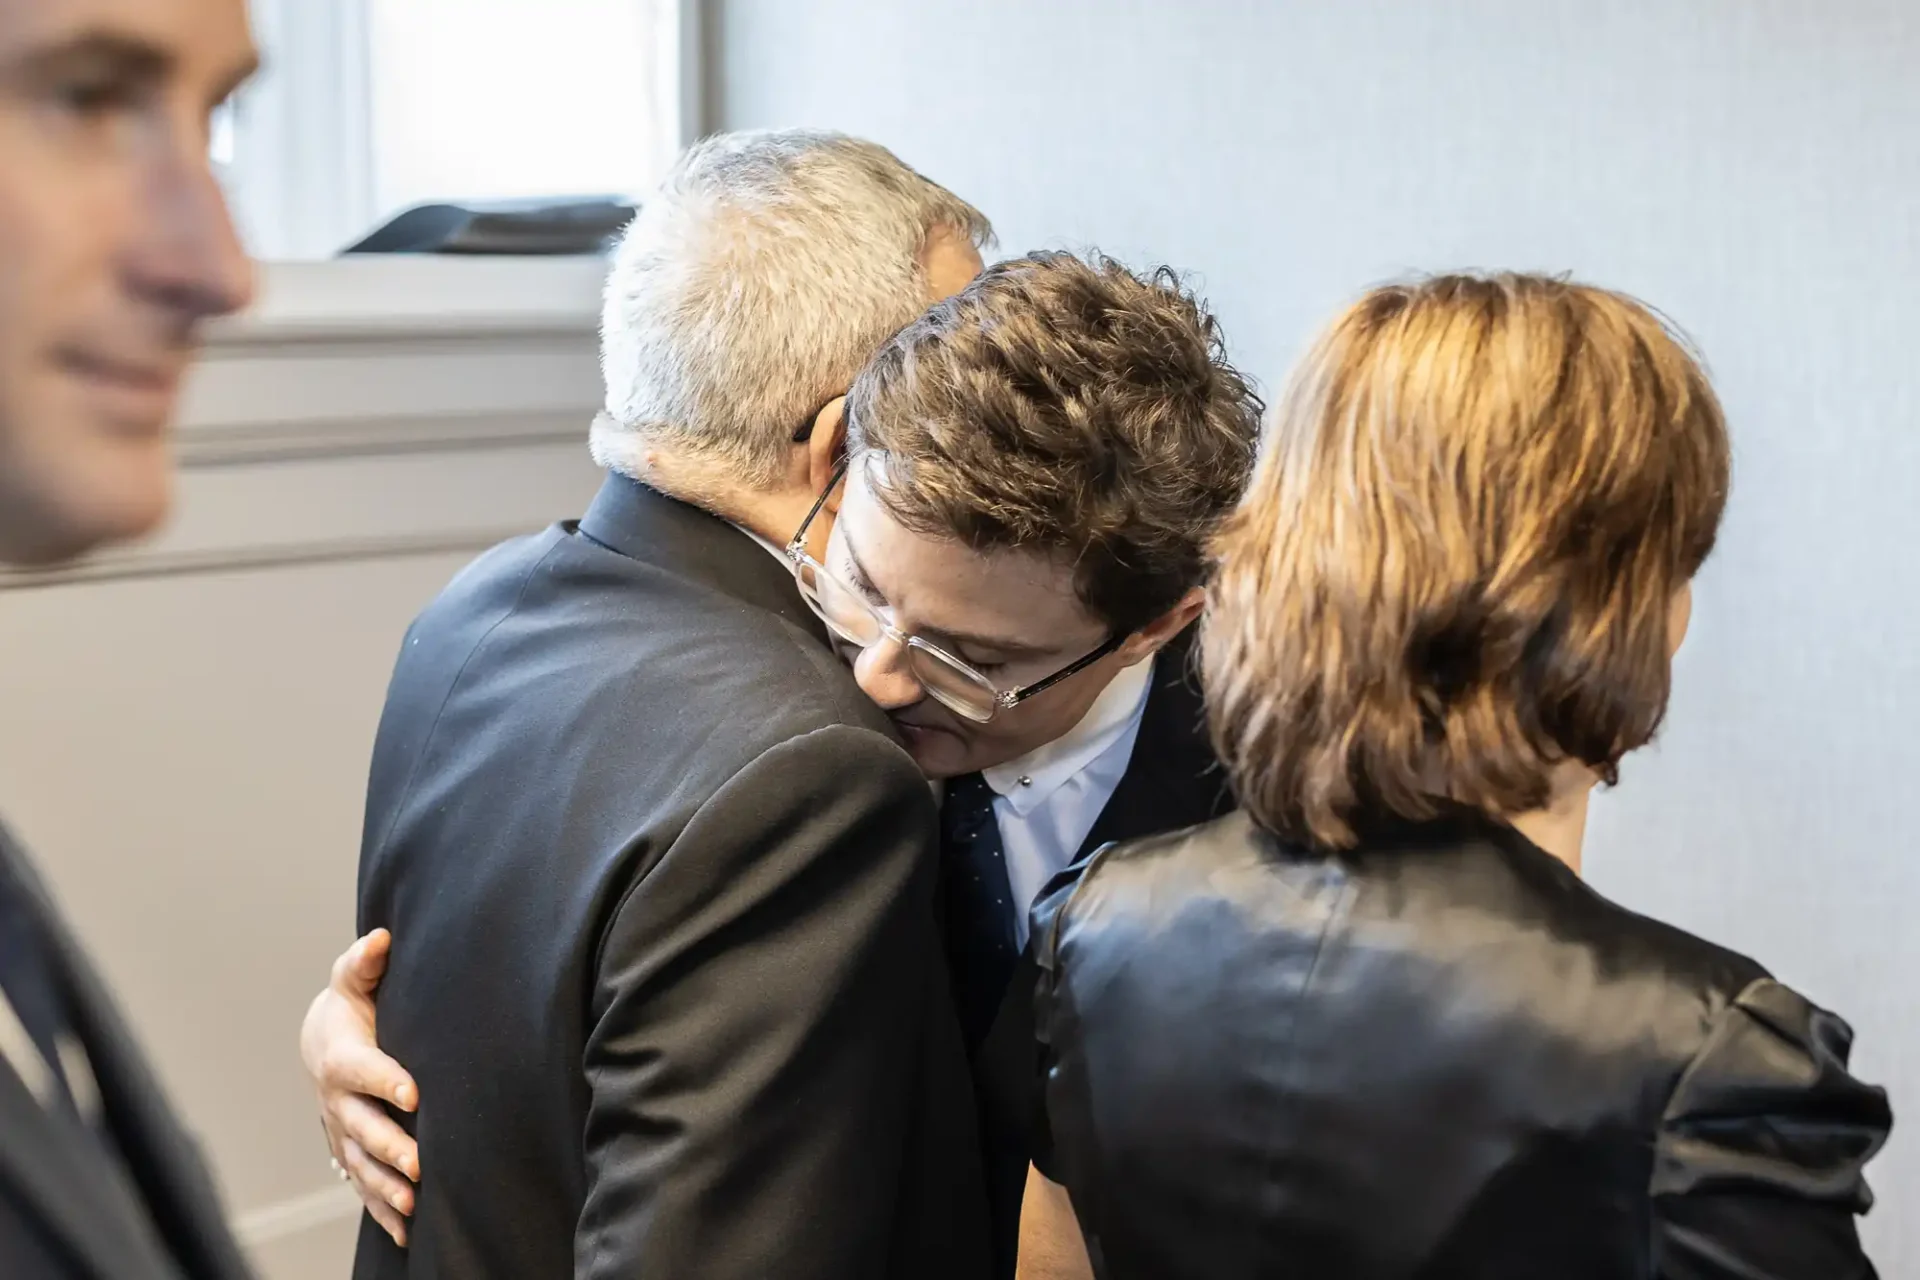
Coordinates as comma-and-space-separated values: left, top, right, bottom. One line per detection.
365, 1198, 408, 1249
330, 929, 392, 996
337, 1092, 421, 1183
341, 1136, 416, 1227
313, 930, 415, 1250
346, 1140, 411, 1248
321, 1036, 419, 1115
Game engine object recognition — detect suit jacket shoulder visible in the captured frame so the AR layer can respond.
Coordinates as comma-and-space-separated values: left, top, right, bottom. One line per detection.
352, 481, 983, 1280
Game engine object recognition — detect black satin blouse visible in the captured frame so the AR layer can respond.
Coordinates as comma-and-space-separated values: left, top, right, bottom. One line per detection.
1031, 811, 1890, 1279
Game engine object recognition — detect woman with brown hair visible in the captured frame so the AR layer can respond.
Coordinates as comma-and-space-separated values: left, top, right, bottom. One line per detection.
1026, 274, 1891, 1278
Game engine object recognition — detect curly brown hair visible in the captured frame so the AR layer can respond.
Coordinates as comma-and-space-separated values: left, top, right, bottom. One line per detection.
1205, 273, 1731, 849
845, 251, 1264, 634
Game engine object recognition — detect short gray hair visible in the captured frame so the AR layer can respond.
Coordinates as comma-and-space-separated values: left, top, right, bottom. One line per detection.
592, 129, 993, 488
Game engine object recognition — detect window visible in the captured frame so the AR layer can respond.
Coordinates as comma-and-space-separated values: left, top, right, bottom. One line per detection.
226, 0, 695, 260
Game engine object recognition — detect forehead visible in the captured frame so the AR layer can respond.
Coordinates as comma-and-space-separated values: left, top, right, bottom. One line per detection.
0, 0, 253, 69
835, 463, 1103, 649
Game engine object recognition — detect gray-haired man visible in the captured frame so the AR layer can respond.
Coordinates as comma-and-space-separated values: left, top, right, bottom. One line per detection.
325, 131, 995, 1280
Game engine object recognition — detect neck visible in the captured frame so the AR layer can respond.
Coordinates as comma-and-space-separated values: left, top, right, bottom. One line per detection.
1505, 763, 1597, 875
611, 441, 816, 553
724, 489, 815, 553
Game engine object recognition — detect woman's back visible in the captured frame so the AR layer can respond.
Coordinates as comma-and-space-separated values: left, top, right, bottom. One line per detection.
1027, 273, 1889, 1277
1034, 810, 1886, 1278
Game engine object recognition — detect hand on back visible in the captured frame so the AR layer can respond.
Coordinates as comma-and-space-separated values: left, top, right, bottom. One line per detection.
300, 929, 421, 1246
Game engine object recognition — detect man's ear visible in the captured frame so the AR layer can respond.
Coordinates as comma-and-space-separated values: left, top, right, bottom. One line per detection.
1115, 587, 1205, 666
808, 397, 850, 515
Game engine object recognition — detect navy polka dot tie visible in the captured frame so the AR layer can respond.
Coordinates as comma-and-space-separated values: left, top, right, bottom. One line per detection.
939, 771, 1020, 1053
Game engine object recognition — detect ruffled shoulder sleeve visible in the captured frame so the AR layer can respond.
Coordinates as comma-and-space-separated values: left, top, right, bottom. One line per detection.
1653, 977, 1891, 1278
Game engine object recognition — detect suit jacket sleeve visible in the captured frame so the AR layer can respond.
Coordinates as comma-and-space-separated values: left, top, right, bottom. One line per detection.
573, 724, 938, 1279
1652, 977, 1891, 1280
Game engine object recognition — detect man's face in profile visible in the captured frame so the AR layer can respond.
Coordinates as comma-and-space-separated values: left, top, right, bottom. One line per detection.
822, 462, 1146, 780
0, 0, 257, 567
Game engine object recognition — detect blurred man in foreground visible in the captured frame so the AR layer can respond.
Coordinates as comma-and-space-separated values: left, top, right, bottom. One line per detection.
0, 0, 258, 1275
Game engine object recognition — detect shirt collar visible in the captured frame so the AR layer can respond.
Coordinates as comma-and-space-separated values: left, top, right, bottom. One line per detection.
728, 521, 793, 566
982, 655, 1155, 817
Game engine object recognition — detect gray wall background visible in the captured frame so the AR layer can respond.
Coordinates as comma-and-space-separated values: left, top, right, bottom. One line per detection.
710, 0, 1917, 1264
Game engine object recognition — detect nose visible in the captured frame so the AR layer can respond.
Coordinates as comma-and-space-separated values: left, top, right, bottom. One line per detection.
131, 133, 256, 323
853, 634, 927, 712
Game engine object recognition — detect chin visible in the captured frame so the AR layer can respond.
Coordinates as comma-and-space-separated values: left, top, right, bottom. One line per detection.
895, 720, 974, 779
43, 462, 173, 562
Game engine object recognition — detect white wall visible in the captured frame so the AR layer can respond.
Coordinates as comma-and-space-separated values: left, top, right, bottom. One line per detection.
711, 0, 1918, 1264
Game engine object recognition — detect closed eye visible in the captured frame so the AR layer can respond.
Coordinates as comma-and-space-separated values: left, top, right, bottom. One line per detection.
56, 74, 141, 115
836, 547, 890, 609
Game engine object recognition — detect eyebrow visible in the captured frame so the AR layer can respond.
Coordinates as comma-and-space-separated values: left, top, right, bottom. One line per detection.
840, 525, 1057, 660
8, 32, 170, 83
5, 31, 260, 110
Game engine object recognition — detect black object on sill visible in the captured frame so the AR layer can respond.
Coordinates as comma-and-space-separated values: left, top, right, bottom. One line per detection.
340, 197, 636, 256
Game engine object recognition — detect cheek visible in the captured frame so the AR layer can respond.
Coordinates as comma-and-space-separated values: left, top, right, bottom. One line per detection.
0, 114, 134, 325
0, 157, 96, 396
0, 141, 174, 558
0, 171, 46, 388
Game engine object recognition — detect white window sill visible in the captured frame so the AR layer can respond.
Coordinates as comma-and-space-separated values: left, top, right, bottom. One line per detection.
207, 256, 608, 347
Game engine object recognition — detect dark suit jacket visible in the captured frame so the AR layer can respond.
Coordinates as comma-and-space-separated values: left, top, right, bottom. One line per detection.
972, 631, 1233, 1276
0, 825, 254, 1280
352, 476, 988, 1280
1033, 810, 1891, 1279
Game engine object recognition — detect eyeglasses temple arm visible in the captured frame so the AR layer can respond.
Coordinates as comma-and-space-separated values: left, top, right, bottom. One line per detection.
1003, 633, 1129, 707
786, 456, 852, 558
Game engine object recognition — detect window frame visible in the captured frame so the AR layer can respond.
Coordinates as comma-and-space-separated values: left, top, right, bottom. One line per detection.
228, 0, 702, 261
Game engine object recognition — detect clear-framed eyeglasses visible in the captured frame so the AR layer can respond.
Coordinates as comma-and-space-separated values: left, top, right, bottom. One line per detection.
784, 456, 1122, 724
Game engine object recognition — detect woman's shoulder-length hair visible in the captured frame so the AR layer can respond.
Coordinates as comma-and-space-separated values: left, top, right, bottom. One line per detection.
1205, 272, 1730, 849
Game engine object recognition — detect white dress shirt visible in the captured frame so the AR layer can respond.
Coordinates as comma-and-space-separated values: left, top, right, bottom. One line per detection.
0, 984, 103, 1122
981, 656, 1153, 949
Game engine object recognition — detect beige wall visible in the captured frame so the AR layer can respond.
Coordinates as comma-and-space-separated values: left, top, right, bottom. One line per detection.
0, 259, 607, 1278
709, 0, 1918, 1264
